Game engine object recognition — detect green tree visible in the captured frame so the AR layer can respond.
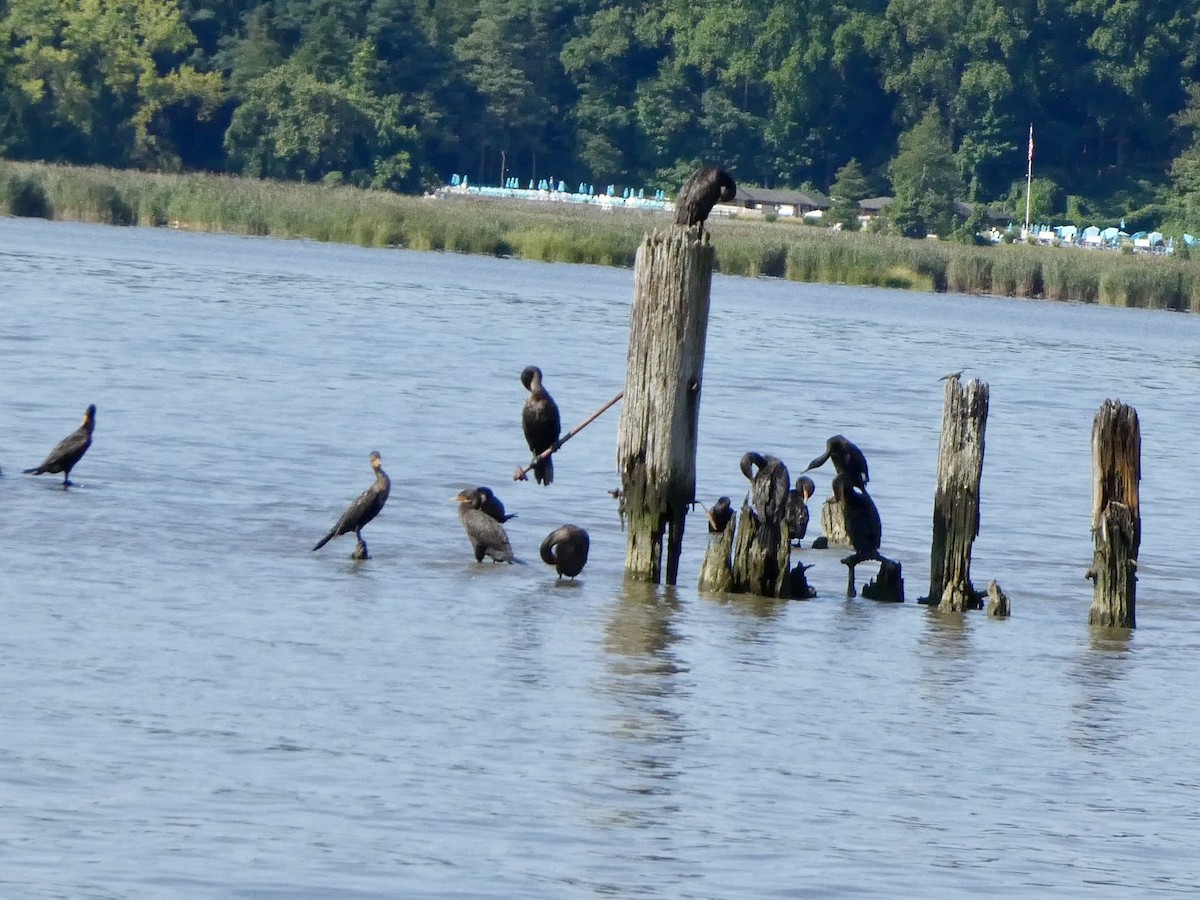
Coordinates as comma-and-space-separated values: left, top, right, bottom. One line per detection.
887, 105, 963, 237
827, 158, 872, 229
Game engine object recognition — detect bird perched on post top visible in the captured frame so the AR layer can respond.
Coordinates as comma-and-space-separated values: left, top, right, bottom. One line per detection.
521, 365, 561, 485
805, 434, 870, 492
24, 403, 96, 487
312, 451, 391, 559
739, 452, 790, 526
674, 165, 737, 231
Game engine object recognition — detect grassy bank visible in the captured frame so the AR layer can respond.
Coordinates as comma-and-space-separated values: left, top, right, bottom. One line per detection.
4, 159, 1199, 311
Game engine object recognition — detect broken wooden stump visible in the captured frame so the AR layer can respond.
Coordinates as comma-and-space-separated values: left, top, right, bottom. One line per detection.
698, 517, 736, 593
617, 226, 714, 585
1086, 400, 1140, 628
818, 495, 849, 547
930, 374, 989, 612
861, 558, 904, 602
986, 580, 1010, 617
730, 501, 790, 598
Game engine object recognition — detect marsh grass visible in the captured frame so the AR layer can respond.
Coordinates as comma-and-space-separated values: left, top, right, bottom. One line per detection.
2, 159, 1198, 311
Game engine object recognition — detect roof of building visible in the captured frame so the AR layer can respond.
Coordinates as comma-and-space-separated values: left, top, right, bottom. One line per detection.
735, 186, 831, 209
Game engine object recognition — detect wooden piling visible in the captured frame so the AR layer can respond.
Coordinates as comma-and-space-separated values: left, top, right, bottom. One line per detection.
698, 520, 736, 593
930, 375, 989, 612
818, 496, 850, 547
1087, 400, 1140, 628
617, 226, 714, 584
730, 502, 790, 598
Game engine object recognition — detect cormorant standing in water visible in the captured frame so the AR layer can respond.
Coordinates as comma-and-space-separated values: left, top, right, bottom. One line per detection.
707, 496, 734, 534
833, 472, 882, 597
805, 434, 870, 490
674, 166, 737, 232
473, 486, 516, 523
786, 475, 815, 546
454, 488, 515, 563
313, 451, 390, 559
521, 365, 561, 485
24, 403, 96, 487
540, 525, 590, 579
739, 452, 790, 525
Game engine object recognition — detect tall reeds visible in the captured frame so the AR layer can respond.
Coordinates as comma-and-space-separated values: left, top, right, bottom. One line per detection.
2, 159, 1199, 312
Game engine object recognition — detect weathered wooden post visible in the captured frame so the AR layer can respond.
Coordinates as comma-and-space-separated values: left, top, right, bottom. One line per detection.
617, 227, 714, 584
1086, 400, 1140, 627
698, 519, 736, 593
729, 502, 790, 597
930, 375, 989, 612
817, 497, 850, 547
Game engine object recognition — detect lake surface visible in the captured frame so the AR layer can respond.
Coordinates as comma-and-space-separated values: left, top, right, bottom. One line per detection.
3, 216, 1200, 897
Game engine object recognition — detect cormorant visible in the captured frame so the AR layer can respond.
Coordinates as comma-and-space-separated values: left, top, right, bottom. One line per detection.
454, 488, 515, 563
473, 486, 516, 523
24, 403, 96, 487
313, 451, 390, 559
707, 496, 734, 534
833, 472, 882, 597
785, 475, 815, 546
540, 524, 590, 579
674, 166, 737, 230
521, 365, 561, 485
805, 434, 870, 491
739, 452, 790, 525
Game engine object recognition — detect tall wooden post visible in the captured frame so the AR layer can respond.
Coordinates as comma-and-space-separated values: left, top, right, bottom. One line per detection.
930, 375, 989, 612
1087, 400, 1140, 627
617, 227, 714, 584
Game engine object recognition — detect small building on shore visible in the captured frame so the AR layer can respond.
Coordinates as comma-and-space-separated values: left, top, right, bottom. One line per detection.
731, 187, 831, 219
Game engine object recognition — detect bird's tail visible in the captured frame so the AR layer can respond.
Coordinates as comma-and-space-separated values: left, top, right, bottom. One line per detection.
23, 466, 43, 475
312, 531, 335, 551
533, 457, 554, 485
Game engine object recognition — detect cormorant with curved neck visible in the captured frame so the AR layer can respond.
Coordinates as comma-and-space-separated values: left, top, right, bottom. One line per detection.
674, 166, 737, 231
313, 451, 390, 559
707, 496, 734, 534
739, 452, 790, 525
473, 486, 516, 523
540, 525, 590, 579
833, 472, 882, 597
805, 434, 869, 491
24, 403, 96, 487
786, 475, 815, 546
454, 488, 515, 563
521, 365, 561, 485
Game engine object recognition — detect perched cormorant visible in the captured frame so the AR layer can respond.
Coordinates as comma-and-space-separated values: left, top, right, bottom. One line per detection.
739, 452, 790, 525
454, 488, 515, 563
674, 166, 737, 230
473, 486, 516, 523
833, 472, 882, 597
707, 496, 734, 534
785, 475, 815, 546
540, 524, 590, 579
805, 434, 870, 491
24, 403, 96, 487
313, 451, 390, 559
521, 365, 561, 485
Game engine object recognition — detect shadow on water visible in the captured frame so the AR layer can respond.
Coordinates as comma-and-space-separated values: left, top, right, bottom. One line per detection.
588, 578, 688, 830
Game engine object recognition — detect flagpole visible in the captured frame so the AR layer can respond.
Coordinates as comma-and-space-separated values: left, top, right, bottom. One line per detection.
1024, 124, 1034, 239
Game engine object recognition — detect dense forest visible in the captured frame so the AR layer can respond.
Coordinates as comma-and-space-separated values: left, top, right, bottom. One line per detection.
4, 0, 1200, 233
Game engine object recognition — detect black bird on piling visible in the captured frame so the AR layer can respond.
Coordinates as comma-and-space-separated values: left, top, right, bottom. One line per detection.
805, 434, 870, 491
739, 452, 790, 525
313, 451, 390, 559
785, 475, 816, 546
674, 165, 737, 231
521, 365, 561, 485
454, 488, 515, 563
540, 525, 590, 579
473, 486, 516, 523
833, 472, 882, 598
707, 496, 734, 534
24, 403, 96, 487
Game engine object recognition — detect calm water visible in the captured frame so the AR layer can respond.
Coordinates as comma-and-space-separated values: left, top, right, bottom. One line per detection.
3, 217, 1200, 897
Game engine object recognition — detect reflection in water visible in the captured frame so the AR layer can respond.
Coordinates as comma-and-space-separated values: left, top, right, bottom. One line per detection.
1067, 629, 1133, 753
590, 580, 687, 830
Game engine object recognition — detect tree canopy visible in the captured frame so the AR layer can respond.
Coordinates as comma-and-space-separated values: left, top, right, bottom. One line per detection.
3, 0, 1200, 231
